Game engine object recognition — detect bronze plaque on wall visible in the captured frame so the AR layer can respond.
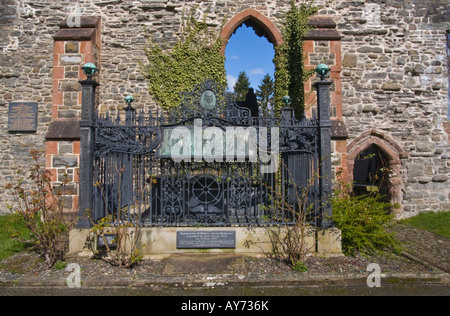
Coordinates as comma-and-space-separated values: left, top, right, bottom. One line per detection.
8, 103, 38, 132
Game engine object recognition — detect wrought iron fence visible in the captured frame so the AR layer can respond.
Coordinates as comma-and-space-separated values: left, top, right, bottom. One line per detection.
78, 79, 333, 229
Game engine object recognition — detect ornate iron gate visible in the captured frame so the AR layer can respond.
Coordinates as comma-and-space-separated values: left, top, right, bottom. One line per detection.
78, 79, 333, 229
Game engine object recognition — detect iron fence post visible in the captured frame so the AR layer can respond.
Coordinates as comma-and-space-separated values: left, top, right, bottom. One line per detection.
77, 79, 99, 229
122, 98, 136, 209
314, 79, 334, 229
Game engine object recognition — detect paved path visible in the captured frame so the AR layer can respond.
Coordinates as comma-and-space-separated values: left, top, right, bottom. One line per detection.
2, 282, 448, 297
390, 223, 450, 273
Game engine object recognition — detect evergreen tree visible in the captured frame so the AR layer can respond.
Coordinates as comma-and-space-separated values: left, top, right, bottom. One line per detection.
256, 74, 274, 116
233, 71, 251, 102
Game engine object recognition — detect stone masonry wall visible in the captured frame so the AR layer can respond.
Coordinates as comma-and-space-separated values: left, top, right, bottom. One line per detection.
332, 0, 449, 215
0, 0, 449, 217
0, 0, 62, 211
0, 0, 327, 213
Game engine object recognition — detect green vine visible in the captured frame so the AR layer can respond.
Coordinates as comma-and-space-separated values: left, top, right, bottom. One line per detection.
274, 0, 317, 118
144, 9, 227, 111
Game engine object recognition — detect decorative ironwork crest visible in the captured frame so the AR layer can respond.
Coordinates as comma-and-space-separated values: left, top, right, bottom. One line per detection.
176, 79, 251, 123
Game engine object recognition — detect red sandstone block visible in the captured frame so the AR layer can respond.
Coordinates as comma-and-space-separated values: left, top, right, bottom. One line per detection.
52, 92, 63, 106
54, 41, 65, 54
72, 196, 79, 210
330, 40, 341, 54
46, 154, 53, 169
53, 67, 64, 80
53, 53, 60, 67
332, 92, 343, 107
74, 168, 80, 183
303, 40, 314, 53
73, 141, 80, 155
47, 169, 57, 182
46, 141, 58, 155
444, 122, 450, 141
79, 68, 87, 81
80, 41, 92, 54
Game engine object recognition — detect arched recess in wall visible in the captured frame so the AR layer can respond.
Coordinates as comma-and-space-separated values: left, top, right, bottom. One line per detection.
220, 9, 283, 55
347, 130, 407, 215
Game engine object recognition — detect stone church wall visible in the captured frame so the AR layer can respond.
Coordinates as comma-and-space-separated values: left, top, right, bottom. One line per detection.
0, 0, 448, 217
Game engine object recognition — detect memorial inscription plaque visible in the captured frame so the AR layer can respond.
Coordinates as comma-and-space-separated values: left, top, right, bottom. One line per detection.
8, 103, 38, 132
177, 231, 236, 249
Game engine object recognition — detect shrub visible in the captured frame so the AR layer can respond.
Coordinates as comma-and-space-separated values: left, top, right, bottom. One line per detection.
6, 150, 76, 268
89, 167, 145, 268
332, 191, 401, 256
253, 161, 318, 271
90, 215, 144, 269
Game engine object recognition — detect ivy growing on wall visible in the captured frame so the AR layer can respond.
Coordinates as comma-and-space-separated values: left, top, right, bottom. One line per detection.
274, 0, 317, 118
144, 3, 316, 117
144, 10, 227, 111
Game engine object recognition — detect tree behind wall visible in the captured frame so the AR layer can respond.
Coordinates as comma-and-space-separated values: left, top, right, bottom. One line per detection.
256, 73, 275, 116
233, 71, 251, 102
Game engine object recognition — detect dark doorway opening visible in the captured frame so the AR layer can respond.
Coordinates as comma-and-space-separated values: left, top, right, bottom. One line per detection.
353, 146, 391, 202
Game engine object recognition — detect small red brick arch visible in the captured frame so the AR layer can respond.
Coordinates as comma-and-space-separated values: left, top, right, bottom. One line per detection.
220, 9, 283, 55
347, 130, 407, 215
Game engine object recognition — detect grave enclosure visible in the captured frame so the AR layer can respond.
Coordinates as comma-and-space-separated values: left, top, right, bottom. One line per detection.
1, 0, 449, 256
70, 72, 340, 255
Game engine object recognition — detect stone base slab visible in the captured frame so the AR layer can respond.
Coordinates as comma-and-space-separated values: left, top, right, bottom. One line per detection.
69, 226, 343, 258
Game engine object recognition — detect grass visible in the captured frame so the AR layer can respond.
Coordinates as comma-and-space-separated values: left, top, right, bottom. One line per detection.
400, 211, 450, 239
0, 215, 32, 261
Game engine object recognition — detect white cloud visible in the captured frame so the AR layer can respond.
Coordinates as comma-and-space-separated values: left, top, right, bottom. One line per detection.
250, 68, 265, 75
227, 75, 237, 91
230, 55, 240, 60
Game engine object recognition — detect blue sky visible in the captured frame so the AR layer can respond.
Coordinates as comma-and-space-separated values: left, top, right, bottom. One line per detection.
225, 25, 275, 91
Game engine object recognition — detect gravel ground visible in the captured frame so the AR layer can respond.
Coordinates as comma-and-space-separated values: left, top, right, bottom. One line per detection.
0, 248, 430, 280
1, 223, 445, 281
1, 223, 448, 297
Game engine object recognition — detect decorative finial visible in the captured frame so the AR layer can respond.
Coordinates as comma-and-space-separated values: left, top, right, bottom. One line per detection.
282, 96, 292, 107
315, 64, 331, 81
124, 95, 135, 111
81, 63, 98, 80
125, 95, 134, 106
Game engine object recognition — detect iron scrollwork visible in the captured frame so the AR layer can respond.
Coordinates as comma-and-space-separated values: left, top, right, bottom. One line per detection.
93, 114, 162, 157
280, 126, 318, 154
